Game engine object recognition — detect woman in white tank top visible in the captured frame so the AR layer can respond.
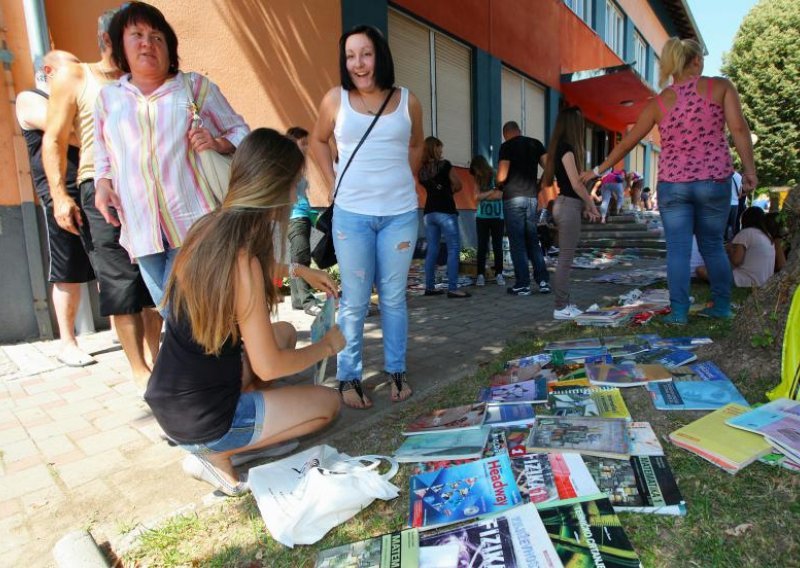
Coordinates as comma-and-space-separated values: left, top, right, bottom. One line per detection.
311, 25, 424, 409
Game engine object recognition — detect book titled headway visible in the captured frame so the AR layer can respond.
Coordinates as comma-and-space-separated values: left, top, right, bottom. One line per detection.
418, 503, 563, 568
408, 453, 523, 529
527, 417, 630, 459
315, 528, 419, 568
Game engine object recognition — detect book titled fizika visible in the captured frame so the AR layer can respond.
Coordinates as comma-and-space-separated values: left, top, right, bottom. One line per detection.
408, 453, 522, 530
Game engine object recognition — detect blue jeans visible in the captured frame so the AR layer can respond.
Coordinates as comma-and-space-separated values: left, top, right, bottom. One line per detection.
177, 391, 265, 453
600, 182, 624, 219
503, 197, 548, 288
333, 206, 418, 381
137, 247, 180, 314
658, 179, 732, 313
424, 212, 461, 291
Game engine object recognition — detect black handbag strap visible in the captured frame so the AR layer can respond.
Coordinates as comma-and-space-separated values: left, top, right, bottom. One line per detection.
331, 87, 396, 203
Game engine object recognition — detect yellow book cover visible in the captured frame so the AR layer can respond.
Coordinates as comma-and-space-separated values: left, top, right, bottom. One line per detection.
669, 403, 773, 470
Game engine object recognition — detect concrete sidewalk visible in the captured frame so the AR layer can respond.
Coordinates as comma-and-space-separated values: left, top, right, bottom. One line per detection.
0, 260, 661, 566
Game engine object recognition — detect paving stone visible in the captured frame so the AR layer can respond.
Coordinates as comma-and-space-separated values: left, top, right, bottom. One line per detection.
12, 390, 63, 410
55, 449, 128, 490
4, 456, 45, 474
75, 426, 143, 456
0, 498, 21, 520
43, 398, 103, 422
48, 449, 87, 467
19, 485, 66, 516
0, 426, 28, 445
0, 464, 57, 500
1, 438, 39, 462
34, 434, 78, 460
26, 416, 91, 441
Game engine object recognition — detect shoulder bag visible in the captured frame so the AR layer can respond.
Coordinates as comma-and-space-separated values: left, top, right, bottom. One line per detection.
310, 87, 396, 269
182, 72, 232, 206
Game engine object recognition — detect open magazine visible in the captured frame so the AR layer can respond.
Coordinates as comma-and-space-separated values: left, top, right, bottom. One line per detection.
310, 296, 336, 385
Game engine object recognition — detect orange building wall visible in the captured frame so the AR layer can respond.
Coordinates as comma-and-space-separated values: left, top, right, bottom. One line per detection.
617, 0, 671, 56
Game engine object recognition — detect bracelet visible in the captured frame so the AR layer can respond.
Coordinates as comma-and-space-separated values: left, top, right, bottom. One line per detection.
592, 166, 601, 177
289, 262, 300, 279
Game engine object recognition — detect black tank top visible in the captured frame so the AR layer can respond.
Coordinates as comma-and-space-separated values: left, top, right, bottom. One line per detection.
420, 159, 458, 215
21, 89, 80, 201
144, 311, 244, 444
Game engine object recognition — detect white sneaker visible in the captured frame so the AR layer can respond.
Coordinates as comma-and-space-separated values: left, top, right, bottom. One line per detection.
553, 304, 584, 320
476, 274, 486, 287
496, 274, 506, 286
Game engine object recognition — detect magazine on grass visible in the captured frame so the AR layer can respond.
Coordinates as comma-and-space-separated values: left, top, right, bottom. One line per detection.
548, 386, 631, 420
315, 528, 419, 568
583, 455, 686, 516
483, 404, 536, 427
403, 403, 488, 435
647, 380, 749, 411
395, 427, 491, 463
418, 503, 563, 568
538, 497, 642, 568
505, 352, 553, 369
478, 378, 548, 405
544, 338, 603, 351
647, 336, 713, 350
586, 363, 672, 388
512, 452, 604, 508
310, 296, 336, 384
614, 347, 696, 368
725, 398, 800, 461
526, 417, 630, 459
408, 453, 522, 529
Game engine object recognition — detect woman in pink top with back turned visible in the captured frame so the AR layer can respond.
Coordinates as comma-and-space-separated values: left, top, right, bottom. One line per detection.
581, 38, 757, 324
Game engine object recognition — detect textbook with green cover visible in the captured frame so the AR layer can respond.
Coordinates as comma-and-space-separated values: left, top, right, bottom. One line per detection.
669, 403, 773, 474
549, 386, 631, 420
315, 529, 419, 568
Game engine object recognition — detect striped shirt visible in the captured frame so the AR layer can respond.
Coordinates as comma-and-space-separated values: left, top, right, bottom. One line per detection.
94, 71, 249, 259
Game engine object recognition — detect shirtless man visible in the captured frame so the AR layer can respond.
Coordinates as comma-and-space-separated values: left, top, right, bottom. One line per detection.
43, 10, 161, 389
17, 50, 97, 367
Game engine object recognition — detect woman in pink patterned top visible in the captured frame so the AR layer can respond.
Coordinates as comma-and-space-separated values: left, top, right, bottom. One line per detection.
581, 38, 757, 324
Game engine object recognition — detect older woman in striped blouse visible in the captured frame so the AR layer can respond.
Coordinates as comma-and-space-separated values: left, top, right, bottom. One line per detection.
93, 2, 248, 310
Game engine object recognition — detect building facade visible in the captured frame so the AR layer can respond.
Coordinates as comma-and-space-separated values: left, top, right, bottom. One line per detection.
0, 0, 702, 342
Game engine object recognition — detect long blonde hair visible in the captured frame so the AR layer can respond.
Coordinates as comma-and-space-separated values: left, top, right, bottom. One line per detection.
659, 37, 703, 87
543, 106, 585, 187
164, 128, 303, 354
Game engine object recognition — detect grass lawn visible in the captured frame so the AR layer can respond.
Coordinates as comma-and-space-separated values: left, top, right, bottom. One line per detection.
123, 285, 800, 568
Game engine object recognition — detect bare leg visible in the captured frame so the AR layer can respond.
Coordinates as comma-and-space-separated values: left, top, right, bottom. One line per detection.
53, 283, 95, 366
142, 308, 162, 367
113, 312, 151, 388
202, 385, 340, 485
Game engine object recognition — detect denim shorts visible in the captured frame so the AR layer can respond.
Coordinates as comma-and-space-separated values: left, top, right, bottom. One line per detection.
179, 391, 266, 454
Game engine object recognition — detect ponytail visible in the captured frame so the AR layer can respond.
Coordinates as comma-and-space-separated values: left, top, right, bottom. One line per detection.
659, 37, 703, 88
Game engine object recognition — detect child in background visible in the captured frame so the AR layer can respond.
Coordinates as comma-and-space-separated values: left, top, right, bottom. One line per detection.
469, 155, 505, 286
599, 168, 626, 223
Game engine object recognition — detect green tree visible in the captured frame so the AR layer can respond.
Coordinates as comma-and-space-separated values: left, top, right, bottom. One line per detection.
721, 0, 800, 186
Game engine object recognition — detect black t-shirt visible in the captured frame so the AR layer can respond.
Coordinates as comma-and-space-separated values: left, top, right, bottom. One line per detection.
419, 160, 458, 215
145, 311, 243, 444
555, 141, 581, 200
498, 135, 546, 200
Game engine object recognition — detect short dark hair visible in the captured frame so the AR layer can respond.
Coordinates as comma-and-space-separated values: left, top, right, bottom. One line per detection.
109, 2, 179, 74
286, 126, 309, 141
339, 25, 394, 91
502, 121, 521, 136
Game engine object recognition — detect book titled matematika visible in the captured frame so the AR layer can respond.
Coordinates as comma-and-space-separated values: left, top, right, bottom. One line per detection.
403, 403, 487, 435
408, 453, 522, 530
513, 453, 604, 509
586, 363, 672, 388
647, 379, 749, 411
526, 417, 630, 459
725, 398, 800, 462
394, 427, 491, 463
538, 497, 642, 568
548, 386, 631, 420
478, 378, 548, 405
669, 403, 773, 474
315, 528, 419, 568
583, 454, 686, 516
418, 503, 563, 568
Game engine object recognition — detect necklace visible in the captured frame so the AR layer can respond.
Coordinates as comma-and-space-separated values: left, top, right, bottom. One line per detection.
357, 91, 390, 115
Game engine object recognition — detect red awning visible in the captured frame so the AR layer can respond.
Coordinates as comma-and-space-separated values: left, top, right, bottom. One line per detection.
560, 64, 655, 133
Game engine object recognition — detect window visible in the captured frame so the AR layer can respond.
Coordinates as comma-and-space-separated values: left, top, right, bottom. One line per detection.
652, 54, 661, 89
630, 143, 645, 175
605, 1, 625, 57
633, 31, 647, 78
389, 10, 472, 165
501, 67, 546, 144
565, 0, 592, 27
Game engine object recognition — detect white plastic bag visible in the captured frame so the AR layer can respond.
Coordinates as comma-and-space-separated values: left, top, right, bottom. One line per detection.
248, 444, 400, 547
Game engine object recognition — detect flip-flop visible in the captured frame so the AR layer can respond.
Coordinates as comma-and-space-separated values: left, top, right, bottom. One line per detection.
339, 380, 373, 409
57, 346, 96, 367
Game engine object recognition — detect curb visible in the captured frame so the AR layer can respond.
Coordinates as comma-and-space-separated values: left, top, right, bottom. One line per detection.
53, 530, 110, 568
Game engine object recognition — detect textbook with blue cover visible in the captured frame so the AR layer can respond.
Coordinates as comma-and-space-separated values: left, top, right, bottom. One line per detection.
648, 379, 749, 411
408, 453, 523, 529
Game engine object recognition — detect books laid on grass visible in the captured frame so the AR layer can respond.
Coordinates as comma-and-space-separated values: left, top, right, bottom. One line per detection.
669, 403, 773, 474
478, 378, 548, 405
725, 398, 800, 462
647, 378, 749, 411
408, 453, 522, 529
601, 334, 660, 349
686, 361, 731, 381
627, 422, 664, 456
408, 459, 477, 477
505, 352, 552, 368
549, 348, 609, 365
615, 347, 696, 368
513, 452, 604, 508
526, 417, 630, 459
544, 338, 603, 351
483, 403, 536, 427
583, 455, 686, 516
395, 427, 491, 463
586, 363, 672, 388
574, 309, 632, 327
310, 296, 335, 385
418, 503, 562, 568
759, 451, 800, 473
490, 366, 557, 387
403, 403, 487, 435
648, 336, 713, 349
538, 497, 642, 568
548, 386, 631, 420
315, 528, 419, 568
